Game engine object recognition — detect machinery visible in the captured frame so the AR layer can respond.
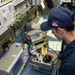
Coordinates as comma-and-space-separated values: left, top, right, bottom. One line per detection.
24, 29, 48, 49
24, 29, 49, 55
24, 29, 53, 73
0, 42, 29, 75
30, 53, 53, 74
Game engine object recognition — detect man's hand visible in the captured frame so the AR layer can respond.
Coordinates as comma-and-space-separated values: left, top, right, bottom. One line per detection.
45, 52, 58, 62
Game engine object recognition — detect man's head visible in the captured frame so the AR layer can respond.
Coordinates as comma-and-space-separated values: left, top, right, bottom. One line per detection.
41, 6, 74, 31
41, 6, 74, 40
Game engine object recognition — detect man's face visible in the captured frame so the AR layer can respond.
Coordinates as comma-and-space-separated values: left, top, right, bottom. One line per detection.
52, 28, 64, 40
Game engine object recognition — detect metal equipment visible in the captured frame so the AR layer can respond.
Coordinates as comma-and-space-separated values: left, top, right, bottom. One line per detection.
25, 30, 53, 73
24, 30, 48, 49
0, 42, 29, 75
30, 53, 53, 74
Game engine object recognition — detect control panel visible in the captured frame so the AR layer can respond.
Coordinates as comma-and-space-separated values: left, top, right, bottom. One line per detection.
0, 0, 30, 35
0, 0, 12, 6
27, 30, 47, 43
0, 2, 15, 35
24, 30, 48, 49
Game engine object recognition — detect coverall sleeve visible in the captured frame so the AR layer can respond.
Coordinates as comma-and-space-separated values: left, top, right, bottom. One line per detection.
59, 63, 75, 75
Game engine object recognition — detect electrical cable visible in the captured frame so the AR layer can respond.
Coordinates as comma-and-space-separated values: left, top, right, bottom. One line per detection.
15, 13, 33, 44
16, 12, 28, 43
16, 21, 25, 43
10, 25, 24, 43
10, 25, 20, 38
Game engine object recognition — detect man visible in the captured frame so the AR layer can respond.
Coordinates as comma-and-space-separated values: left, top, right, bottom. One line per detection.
44, 0, 54, 9
32, 6, 75, 75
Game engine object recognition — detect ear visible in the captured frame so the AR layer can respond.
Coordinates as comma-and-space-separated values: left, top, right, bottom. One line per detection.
57, 28, 64, 35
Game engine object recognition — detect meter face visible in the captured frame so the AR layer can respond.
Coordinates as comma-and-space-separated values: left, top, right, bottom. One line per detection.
31, 33, 40, 39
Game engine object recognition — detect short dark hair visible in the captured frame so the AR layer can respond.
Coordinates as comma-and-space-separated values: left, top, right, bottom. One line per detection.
54, 25, 74, 32
64, 25, 74, 31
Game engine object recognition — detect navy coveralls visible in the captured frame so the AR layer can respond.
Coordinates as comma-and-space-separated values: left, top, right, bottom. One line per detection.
58, 40, 75, 75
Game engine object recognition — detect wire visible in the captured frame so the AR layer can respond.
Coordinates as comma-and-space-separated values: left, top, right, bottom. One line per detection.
16, 13, 27, 43
10, 25, 20, 38
10, 25, 25, 43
